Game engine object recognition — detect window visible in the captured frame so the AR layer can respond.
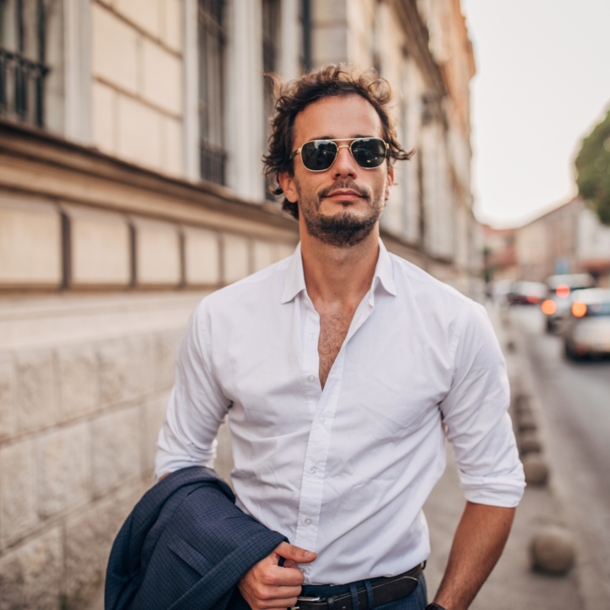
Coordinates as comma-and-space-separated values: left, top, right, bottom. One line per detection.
0, 0, 50, 127
198, 0, 227, 185
300, 0, 311, 73
262, 0, 280, 123
262, 0, 280, 199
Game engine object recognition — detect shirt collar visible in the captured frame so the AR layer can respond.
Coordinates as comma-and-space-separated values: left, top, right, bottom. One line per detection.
281, 238, 397, 304
281, 242, 307, 304
373, 238, 397, 297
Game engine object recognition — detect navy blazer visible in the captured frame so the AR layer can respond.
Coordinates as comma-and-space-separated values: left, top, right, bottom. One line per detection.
105, 467, 287, 610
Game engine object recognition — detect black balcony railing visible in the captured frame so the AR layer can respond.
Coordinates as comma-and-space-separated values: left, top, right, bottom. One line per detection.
200, 140, 227, 185
0, 47, 49, 127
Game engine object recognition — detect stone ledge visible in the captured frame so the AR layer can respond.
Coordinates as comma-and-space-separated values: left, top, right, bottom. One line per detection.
0, 291, 203, 352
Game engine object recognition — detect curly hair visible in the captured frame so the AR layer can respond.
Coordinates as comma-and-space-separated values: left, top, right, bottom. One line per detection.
262, 64, 414, 220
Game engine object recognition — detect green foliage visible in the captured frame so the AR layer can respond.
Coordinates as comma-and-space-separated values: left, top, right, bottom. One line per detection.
575, 107, 610, 225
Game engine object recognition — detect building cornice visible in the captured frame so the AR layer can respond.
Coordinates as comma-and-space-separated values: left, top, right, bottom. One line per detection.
0, 119, 297, 240
0, 119, 456, 273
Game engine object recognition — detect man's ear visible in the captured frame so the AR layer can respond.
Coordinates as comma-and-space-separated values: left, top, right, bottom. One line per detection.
278, 171, 298, 204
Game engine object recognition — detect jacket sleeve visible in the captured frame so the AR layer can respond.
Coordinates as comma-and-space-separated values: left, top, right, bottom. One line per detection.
440, 302, 525, 507
155, 300, 231, 479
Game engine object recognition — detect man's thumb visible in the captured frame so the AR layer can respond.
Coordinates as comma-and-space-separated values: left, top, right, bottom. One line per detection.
275, 542, 316, 564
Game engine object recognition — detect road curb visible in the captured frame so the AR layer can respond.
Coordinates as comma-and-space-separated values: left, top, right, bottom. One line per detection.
494, 305, 604, 610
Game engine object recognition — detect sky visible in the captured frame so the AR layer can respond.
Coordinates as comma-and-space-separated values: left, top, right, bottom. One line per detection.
461, 0, 610, 228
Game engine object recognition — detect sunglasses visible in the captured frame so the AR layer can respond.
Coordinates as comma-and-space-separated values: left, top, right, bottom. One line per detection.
290, 137, 389, 172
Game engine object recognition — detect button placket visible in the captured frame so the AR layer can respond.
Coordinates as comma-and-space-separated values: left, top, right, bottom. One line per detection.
294, 351, 345, 558
294, 288, 375, 573
301, 299, 321, 410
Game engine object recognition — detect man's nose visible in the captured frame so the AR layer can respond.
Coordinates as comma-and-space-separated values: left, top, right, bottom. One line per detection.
332, 144, 358, 177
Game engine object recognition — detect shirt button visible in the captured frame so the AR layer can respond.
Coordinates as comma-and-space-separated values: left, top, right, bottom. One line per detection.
309, 333, 315, 340
305, 518, 312, 525
310, 466, 317, 474
308, 375, 315, 382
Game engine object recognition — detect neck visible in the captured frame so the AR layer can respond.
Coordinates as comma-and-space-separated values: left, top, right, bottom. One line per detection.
299, 223, 380, 305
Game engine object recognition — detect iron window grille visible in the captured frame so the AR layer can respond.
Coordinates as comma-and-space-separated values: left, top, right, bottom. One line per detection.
198, 0, 227, 185
0, 0, 49, 127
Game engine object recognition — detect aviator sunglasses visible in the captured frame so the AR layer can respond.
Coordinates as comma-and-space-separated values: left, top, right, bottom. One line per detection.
290, 137, 389, 172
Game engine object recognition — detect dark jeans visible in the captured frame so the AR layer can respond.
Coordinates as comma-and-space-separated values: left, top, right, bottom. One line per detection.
298, 573, 428, 610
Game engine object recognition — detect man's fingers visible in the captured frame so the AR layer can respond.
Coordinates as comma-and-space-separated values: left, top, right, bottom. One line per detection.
239, 543, 315, 609
264, 565, 305, 587
274, 541, 316, 564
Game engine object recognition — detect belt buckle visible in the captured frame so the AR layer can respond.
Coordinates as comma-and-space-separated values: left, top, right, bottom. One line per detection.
291, 595, 323, 608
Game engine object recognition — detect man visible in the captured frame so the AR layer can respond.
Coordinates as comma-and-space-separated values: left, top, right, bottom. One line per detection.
155, 65, 524, 610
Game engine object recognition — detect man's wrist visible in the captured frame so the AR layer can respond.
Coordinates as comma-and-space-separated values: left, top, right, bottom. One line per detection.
425, 604, 447, 610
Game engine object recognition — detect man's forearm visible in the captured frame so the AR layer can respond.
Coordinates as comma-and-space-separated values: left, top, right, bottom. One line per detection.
433, 501, 516, 610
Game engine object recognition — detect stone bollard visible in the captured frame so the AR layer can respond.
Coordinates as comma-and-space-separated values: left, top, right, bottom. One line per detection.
515, 394, 530, 415
518, 413, 537, 433
519, 431, 542, 455
522, 453, 549, 486
529, 526, 575, 574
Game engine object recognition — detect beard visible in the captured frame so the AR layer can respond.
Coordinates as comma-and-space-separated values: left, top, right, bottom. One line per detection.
296, 178, 385, 247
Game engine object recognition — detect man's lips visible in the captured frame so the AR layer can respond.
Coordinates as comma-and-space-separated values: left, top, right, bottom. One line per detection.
323, 189, 362, 201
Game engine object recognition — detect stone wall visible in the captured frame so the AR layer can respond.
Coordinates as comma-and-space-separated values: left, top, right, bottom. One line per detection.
0, 123, 299, 609
0, 293, 196, 609
91, 0, 184, 176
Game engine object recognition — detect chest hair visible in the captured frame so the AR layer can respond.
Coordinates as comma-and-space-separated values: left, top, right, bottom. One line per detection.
318, 308, 355, 388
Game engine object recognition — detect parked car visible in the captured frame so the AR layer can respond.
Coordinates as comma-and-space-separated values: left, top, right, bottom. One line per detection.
489, 279, 514, 306
507, 281, 547, 305
540, 274, 596, 332
563, 288, 610, 360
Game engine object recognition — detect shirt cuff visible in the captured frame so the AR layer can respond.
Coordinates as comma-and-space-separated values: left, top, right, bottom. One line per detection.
458, 466, 526, 508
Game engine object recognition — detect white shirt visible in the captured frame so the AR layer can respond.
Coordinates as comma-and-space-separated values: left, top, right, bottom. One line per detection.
155, 240, 525, 585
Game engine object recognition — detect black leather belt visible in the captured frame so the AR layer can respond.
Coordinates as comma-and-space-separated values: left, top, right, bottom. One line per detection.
292, 563, 422, 610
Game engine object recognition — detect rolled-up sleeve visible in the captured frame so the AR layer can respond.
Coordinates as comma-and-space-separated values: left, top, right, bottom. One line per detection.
154, 301, 231, 480
440, 303, 525, 507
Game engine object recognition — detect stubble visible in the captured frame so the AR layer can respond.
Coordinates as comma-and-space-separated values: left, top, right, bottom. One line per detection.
296, 178, 386, 247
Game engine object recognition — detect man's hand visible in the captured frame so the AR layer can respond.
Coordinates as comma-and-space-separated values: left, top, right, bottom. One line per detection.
238, 541, 316, 610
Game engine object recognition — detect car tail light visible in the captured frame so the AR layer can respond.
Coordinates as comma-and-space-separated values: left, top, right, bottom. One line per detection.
571, 302, 587, 318
541, 300, 557, 315
556, 284, 570, 298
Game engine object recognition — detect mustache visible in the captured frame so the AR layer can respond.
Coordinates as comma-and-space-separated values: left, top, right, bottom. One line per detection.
318, 180, 370, 200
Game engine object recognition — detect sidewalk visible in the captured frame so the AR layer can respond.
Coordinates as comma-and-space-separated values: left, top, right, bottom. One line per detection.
422, 303, 583, 609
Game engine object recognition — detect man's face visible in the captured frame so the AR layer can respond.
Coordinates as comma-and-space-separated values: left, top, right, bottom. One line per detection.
279, 94, 394, 248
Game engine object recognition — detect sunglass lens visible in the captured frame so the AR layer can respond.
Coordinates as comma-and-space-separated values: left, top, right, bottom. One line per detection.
301, 140, 337, 171
351, 138, 387, 168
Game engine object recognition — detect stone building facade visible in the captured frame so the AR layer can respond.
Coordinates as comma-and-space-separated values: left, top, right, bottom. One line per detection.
0, 1, 477, 607
515, 197, 610, 286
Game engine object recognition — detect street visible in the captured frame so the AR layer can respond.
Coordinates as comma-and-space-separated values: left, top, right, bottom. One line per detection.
511, 305, 610, 605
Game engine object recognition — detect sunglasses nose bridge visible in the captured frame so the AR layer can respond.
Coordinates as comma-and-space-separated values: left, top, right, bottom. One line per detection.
333, 143, 359, 169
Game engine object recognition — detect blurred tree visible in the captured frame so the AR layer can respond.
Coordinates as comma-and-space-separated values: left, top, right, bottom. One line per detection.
575, 107, 610, 225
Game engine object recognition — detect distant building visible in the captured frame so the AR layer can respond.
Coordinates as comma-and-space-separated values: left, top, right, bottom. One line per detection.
0, 1, 478, 606
482, 225, 518, 282
515, 197, 610, 286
